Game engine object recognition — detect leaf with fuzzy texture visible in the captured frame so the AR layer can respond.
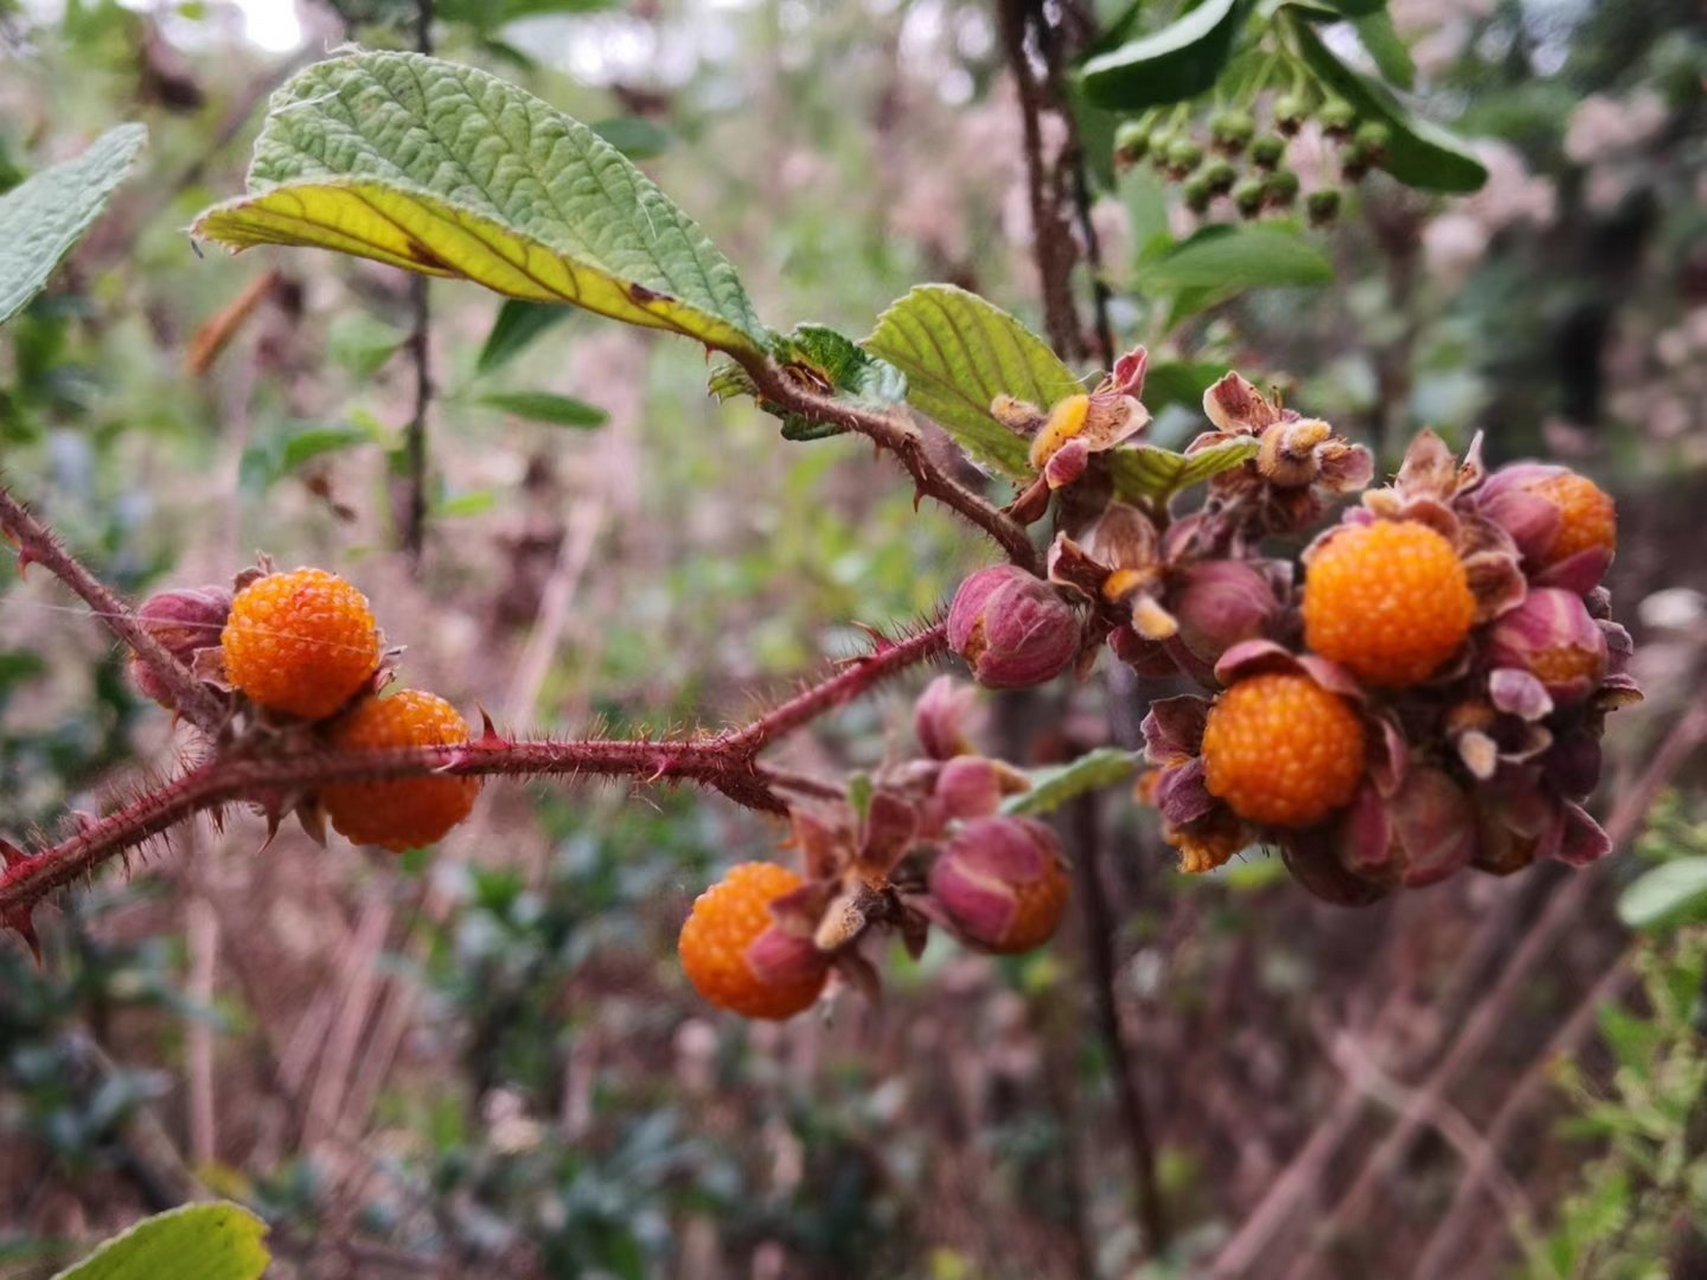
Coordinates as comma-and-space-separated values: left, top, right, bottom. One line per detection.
0, 124, 147, 325
864, 285, 1083, 482
193, 51, 765, 356
711, 324, 906, 442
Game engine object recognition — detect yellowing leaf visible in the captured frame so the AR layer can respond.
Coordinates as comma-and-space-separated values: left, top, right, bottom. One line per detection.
52, 1203, 269, 1280
193, 51, 765, 357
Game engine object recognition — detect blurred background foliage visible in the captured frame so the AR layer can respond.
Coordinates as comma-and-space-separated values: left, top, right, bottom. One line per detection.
1, 0, 1705, 1276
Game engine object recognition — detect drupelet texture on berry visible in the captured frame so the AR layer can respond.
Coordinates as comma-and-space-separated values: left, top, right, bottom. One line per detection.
679, 862, 828, 1020
221, 568, 382, 719
1302, 520, 1475, 687
1201, 673, 1366, 827
1532, 472, 1616, 565
321, 690, 481, 852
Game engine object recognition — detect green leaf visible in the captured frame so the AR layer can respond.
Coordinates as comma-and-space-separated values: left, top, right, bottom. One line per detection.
0, 123, 147, 326
1003, 749, 1139, 817
711, 324, 906, 442
477, 299, 572, 376
1143, 359, 1227, 413
1107, 437, 1259, 504
479, 389, 607, 428
1079, 0, 1243, 111
1354, 11, 1416, 91
863, 285, 1083, 482
1617, 858, 1707, 931
327, 311, 406, 378
52, 1202, 269, 1280
1140, 224, 1334, 293
1285, 13, 1488, 193
241, 420, 374, 493
193, 51, 766, 357
591, 117, 672, 160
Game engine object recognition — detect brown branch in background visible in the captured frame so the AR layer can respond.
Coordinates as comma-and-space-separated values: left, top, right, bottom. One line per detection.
999, 0, 1084, 362
185, 268, 282, 377
398, 0, 435, 564
1071, 793, 1170, 1254
0, 486, 228, 735
0, 621, 948, 928
738, 358, 1042, 572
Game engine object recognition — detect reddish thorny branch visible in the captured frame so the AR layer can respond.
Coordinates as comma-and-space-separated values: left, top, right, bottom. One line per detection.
0, 469, 952, 933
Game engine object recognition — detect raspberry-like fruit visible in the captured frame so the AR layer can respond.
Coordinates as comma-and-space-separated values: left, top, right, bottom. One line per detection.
1201, 673, 1366, 827
1532, 472, 1616, 565
1302, 520, 1475, 687
679, 863, 828, 1020
321, 691, 481, 851
222, 568, 382, 719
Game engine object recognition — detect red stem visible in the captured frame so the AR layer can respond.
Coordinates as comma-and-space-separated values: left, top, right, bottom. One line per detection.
0, 486, 228, 735
0, 623, 949, 929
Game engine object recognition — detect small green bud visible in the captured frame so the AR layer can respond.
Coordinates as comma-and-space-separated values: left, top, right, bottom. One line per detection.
1233, 178, 1266, 220
1319, 99, 1357, 138
1183, 174, 1214, 214
1209, 108, 1256, 154
1306, 188, 1342, 227
1263, 169, 1301, 208
1166, 137, 1205, 177
1202, 159, 1238, 196
1148, 129, 1177, 171
1273, 93, 1310, 136
1340, 142, 1374, 181
1250, 135, 1287, 171
1353, 120, 1392, 159
1114, 120, 1152, 167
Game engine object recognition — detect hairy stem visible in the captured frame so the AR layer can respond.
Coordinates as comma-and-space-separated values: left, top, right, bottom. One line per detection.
0, 622, 949, 928
738, 359, 1041, 573
0, 486, 228, 735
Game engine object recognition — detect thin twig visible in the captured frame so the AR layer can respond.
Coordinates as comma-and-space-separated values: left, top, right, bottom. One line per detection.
0, 486, 228, 734
1071, 793, 1169, 1254
399, 0, 434, 562
736, 357, 1041, 572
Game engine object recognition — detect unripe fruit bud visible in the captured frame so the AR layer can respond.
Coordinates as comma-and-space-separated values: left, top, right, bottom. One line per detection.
1147, 129, 1177, 170
1166, 137, 1205, 177
1319, 99, 1357, 138
1485, 588, 1609, 706
1353, 120, 1391, 158
930, 817, 1070, 954
1171, 561, 1280, 668
915, 674, 978, 760
947, 566, 1083, 690
1263, 169, 1301, 209
1183, 175, 1213, 214
1209, 108, 1256, 153
129, 586, 232, 707
1233, 178, 1266, 219
1114, 120, 1152, 166
1273, 94, 1309, 135
1307, 188, 1342, 227
1340, 142, 1375, 181
1251, 134, 1287, 170
1477, 465, 1616, 585
1202, 159, 1238, 196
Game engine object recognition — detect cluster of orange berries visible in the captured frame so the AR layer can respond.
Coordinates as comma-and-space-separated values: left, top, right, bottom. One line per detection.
135, 566, 479, 852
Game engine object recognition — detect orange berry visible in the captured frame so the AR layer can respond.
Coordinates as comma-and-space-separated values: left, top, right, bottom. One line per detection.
679, 863, 828, 1020
221, 568, 381, 718
321, 691, 480, 851
1201, 674, 1366, 827
1302, 520, 1475, 687
1532, 472, 1616, 565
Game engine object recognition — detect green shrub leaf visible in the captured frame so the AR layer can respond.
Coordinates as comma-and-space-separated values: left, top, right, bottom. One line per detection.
479, 389, 608, 428
864, 285, 1083, 482
1004, 749, 1139, 817
193, 51, 766, 357
52, 1202, 269, 1280
1617, 858, 1707, 931
1079, 0, 1242, 111
0, 123, 147, 326
711, 324, 907, 442
1286, 12, 1488, 193
1141, 224, 1334, 294
1108, 437, 1260, 505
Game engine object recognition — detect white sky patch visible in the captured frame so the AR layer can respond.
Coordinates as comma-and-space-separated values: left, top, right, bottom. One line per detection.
231, 0, 305, 54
